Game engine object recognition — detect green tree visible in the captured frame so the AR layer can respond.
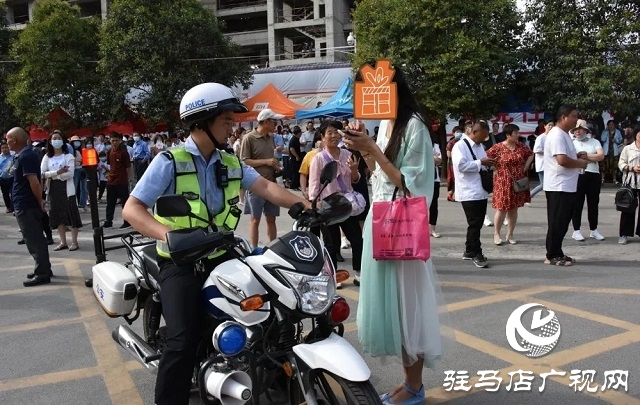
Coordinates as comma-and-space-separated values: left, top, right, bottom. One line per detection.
0, 3, 20, 129
6, 0, 102, 129
351, 0, 523, 120
520, 0, 640, 121
99, 0, 253, 129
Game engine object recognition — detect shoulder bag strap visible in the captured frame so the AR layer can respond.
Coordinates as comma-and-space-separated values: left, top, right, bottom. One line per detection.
322, 150, 347, 193
463, 138, 478, 160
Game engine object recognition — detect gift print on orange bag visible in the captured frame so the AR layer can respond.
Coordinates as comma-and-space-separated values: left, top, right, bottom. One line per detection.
354, 59, 398, 120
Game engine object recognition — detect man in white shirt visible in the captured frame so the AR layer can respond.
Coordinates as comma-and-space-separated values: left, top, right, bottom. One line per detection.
452, 121, 496, 268
530, 120, 554, 199
543, 105, 589, 266
300, 121, 315, 153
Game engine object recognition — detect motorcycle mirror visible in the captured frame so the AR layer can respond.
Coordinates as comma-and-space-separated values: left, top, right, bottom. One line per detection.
155, 194, 192, 217
320, 161, 338, 185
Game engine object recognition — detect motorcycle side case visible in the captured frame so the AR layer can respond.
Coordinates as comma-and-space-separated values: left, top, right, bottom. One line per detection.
202, 259, 270, 326
92, 261, 138, 317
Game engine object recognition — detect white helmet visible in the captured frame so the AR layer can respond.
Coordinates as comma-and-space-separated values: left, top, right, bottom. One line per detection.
179, 83, 248, 124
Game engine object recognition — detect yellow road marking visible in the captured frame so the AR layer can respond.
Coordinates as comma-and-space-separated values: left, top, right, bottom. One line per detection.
445, 286, 566, 312
0, 367, 102, 393
0, 316, 83, 335
0, 263, 63, 272
528, 298, 640, 332
64, 260, 144, 405
0, 284, 68, 296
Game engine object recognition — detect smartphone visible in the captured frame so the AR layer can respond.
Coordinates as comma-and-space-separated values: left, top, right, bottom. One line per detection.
340, 129, 358, 136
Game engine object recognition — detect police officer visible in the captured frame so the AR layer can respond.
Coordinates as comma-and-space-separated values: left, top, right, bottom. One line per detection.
123, 83, 312, 405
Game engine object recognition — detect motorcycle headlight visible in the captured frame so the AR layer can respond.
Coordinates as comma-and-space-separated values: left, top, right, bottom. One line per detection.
278, 255, 336, 315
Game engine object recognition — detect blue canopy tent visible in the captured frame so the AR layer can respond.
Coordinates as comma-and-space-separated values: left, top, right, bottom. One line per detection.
295, 77, 354, 119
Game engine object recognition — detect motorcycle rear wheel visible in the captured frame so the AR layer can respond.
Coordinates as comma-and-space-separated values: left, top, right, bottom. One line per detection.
290, 370, 382, 405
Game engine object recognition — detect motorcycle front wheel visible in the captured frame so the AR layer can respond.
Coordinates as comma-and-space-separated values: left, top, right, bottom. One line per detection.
289, 370, 382, 405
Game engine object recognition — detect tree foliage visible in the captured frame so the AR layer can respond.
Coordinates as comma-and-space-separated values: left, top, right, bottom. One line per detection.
0, 3, 20, 129
6, 0, 102, 128
99, 0, 253, 128
351, 0, 523, 120
520, 0, 640, 121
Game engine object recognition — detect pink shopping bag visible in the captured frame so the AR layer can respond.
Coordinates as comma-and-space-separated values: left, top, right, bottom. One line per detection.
372, 177, 430, 261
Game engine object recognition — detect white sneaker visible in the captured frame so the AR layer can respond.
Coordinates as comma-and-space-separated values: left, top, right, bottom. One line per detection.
503, 219, 508, 226
618, 236, 628, 245
590, 230, 605, 241
341, 236, 351, 249
572, 230, 585, 241
484, 216, 493, 227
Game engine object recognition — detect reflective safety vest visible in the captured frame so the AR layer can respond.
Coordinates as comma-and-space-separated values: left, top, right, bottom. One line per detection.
154, 147, 243, 258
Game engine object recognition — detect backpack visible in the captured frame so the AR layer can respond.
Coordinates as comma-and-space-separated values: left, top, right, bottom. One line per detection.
615, 174, 637, 213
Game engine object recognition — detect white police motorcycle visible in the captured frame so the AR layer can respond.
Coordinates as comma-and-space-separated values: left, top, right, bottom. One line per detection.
91, 161, 382, 405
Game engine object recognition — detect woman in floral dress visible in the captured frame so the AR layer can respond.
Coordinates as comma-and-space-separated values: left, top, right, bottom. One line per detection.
343, 63, 448, 405
486, 124, 534, 245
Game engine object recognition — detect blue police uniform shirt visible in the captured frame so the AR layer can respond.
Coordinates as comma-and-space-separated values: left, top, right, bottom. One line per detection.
131, 136, 260, 215
12, 146, 42, 211
133, 140, 151, 159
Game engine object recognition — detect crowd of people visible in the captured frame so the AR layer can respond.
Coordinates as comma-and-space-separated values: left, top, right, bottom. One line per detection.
448, 110, 640, 269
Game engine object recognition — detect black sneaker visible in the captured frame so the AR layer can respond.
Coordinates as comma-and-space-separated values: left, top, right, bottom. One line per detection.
17, 239, 25, 245
102, 222, 113, 228
462, 252, 475, 260
119, 222, 131, 229
472, 254, 488, 268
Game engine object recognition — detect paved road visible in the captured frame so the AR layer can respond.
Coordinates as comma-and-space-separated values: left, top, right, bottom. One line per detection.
0, 184, 638, 405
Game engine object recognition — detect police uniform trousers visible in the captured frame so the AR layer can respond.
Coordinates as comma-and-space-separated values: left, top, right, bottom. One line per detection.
155, 251, 235, 405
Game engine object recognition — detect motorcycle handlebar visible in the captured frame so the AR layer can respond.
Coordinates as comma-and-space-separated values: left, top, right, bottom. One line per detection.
165, 228, 237, 265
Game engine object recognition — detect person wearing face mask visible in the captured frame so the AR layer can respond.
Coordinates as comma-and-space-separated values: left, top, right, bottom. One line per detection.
41, 131, 83, 253
69, 136, 88, 211
131, 132, 151, 182
445, 126, 463, 202
122, 83, 311, 405
570, 120, 605, 241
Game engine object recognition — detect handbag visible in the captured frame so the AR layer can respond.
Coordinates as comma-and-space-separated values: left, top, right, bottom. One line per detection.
615, 173, 638, 213
463, 139, 493, 193
513, 176, 529, 192
372, 175, 430, 261
321, 151, 366, 216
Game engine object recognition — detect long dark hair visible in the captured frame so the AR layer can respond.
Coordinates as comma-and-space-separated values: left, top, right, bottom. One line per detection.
355, 61, 432, 164
46, 130, 69, 158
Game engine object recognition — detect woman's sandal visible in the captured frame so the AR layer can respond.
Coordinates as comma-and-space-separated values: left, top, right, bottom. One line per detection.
382, 382, 425, 405
69, 243, 79, 251
53, 244, 68, 251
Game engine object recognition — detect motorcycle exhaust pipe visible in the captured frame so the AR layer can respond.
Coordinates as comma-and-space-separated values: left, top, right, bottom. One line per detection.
112, 325, 160, 373
205, 369, 252, 405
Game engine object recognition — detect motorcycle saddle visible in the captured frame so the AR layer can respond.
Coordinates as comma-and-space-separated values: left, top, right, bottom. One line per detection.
141, 244, 162, 283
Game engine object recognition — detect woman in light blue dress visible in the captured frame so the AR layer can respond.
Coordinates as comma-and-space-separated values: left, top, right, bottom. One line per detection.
343, 63, 447, 405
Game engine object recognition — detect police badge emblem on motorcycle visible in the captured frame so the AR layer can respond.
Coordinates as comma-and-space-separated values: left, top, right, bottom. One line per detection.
289, 235, 317, 262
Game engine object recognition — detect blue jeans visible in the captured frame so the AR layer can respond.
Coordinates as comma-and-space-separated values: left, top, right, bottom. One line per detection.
74, 168, 88, 207
530, 172, 544, 198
